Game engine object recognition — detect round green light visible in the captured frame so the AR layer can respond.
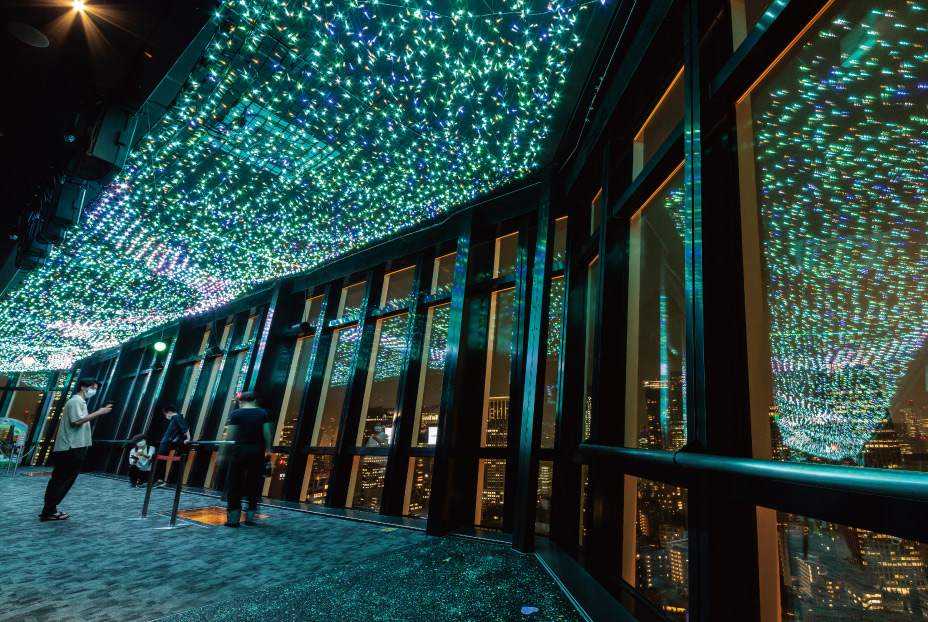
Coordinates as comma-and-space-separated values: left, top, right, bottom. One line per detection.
153, 341, 167, 352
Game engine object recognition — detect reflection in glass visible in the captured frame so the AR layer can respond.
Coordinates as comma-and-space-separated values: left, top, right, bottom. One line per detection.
634, 478, 688, 621
737, 2, 928, 469
431, 253, 456, 295
633, 68, 684, 178
626, 168, 687, 451
1, 388, 45, 441
303, 294, 323, 325
591, 189, 603, 234
264, 453, 289, 498
339, 282, 366, 318
274, 335, 315, 446
541, 277, 564, 449
583, 256, 599, 440
494, 232, 519, 278
380, 266, 416, 309
405, 457, 433, 519
476, 458, 506, 530
350, 455, 388, 512
730, 0, 776, 49
413, 305, 449, 447
482, 288, 515, 448
553, 216, 568, 263
776, 512, 927, 619
536, 460, 554, 536
301, 454, 333, 504
313, 326, 360, 446
358, 314, 408, 445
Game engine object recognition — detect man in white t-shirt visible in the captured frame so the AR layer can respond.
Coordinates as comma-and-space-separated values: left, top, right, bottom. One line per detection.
40, 378, 112, 521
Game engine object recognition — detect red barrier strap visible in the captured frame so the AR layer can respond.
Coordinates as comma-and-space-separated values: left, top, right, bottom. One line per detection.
156, 455, 182, 462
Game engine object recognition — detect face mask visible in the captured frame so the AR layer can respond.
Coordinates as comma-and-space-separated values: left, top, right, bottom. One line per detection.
137, 442, 146, 448
85, 388, 97, 398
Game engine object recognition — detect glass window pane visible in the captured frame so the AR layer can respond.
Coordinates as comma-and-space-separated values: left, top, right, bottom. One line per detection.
263, 453, 289, 498
774, 512, 928, 619
358, 314, 408, 445
338, 282, 366, 318
303, 294, 324, 325
591, 190, 603, 234
273, 335, 315, 446
536, 460, 554, 536
541, 277, 564, 449
633, 69, 684, 178
312, 326, 360, 446
1, 389, 45, 441
553, 216, 568, 263
431, 252, 456, 295
482, 288, 516, 448
731, 0, 776, 49
191, 359, 222, 441
413, 304, 449, 447
476, 458, 506, 530
583, 256, 599, 441
404, 456, 433, 519
300, 453, 333, 504
737, 2, 928, 469
380, 266, 416, 309
179, 362, 202, 415
632, 478, 689, 621
494, 232, 519, 278
626, 168, 687, 451
349, 455, 388, 512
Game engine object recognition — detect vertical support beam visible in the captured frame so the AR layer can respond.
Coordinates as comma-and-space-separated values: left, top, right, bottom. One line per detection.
551, 191, 586, 552
282, 282, 342, 502
513, 171, 555, 552
587, 141, 626, 577
503, 214, 534, 533
328, 268, 385, 507
382, 251, 434, 516
684, 0, 760, 619
33, 366, 78, 466
246, 281, 288, 393
427, 212, 473, 537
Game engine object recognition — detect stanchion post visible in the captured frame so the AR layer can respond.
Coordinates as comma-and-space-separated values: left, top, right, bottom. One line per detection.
169, 454, 186, 528
142, 459, 159, 518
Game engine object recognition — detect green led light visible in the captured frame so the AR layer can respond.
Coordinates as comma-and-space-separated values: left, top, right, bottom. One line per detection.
0, 0, 605, 371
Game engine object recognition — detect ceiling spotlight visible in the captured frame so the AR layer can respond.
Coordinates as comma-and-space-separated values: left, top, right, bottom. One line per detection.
71, 0, 86, 12
21, 355, 36, 366
153, 341, 167, 352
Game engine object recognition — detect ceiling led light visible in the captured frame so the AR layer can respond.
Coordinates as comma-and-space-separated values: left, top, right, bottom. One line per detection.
71, 0, 87, 12
0, 0, 606, 371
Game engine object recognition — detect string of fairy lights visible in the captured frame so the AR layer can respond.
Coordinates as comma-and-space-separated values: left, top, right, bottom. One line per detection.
0, 0, 603, 372
756, 2, 928, 461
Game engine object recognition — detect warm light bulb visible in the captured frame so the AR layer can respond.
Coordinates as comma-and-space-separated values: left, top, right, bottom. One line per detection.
71, 0, 86, 12
21, 355, 36, 366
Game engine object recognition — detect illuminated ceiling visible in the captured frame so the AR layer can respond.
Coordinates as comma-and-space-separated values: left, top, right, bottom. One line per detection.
0, 0, 608, 371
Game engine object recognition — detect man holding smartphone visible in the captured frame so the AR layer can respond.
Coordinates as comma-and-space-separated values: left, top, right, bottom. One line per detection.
40, 378, 111, 521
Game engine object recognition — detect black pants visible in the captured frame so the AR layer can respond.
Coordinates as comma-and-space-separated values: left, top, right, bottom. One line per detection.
128, 465, 150, 486
226, 448, 264, 512
42, 447, 87, 515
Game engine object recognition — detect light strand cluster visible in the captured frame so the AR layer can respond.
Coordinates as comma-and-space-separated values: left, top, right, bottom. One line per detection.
755, 1, 928, 461
0, 0, 603, 371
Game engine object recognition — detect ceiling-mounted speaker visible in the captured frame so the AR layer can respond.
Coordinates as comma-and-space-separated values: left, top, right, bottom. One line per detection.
75, 102, 138, 182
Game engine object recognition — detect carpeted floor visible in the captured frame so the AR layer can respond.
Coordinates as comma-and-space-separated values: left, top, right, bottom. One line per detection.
2, 469, 583, 622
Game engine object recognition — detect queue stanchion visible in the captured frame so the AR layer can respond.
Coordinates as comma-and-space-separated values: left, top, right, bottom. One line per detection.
153, 453, 189, 530
137, 464, 158, 519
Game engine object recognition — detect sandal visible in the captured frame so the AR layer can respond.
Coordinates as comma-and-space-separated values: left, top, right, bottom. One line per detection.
223, 522, 240, 528
39, 512, 69, 521
242, 521, 257, 526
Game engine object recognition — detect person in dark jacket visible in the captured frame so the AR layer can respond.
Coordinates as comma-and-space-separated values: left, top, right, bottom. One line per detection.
224, 391, 271, 527
152, 405, 191, 488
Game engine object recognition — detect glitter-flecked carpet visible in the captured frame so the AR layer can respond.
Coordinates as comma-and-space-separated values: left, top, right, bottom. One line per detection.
155, 537, 583, 622
3, 468, 582, 622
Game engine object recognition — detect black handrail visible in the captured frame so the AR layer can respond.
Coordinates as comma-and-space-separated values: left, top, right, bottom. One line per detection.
578, 443, 928, 502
